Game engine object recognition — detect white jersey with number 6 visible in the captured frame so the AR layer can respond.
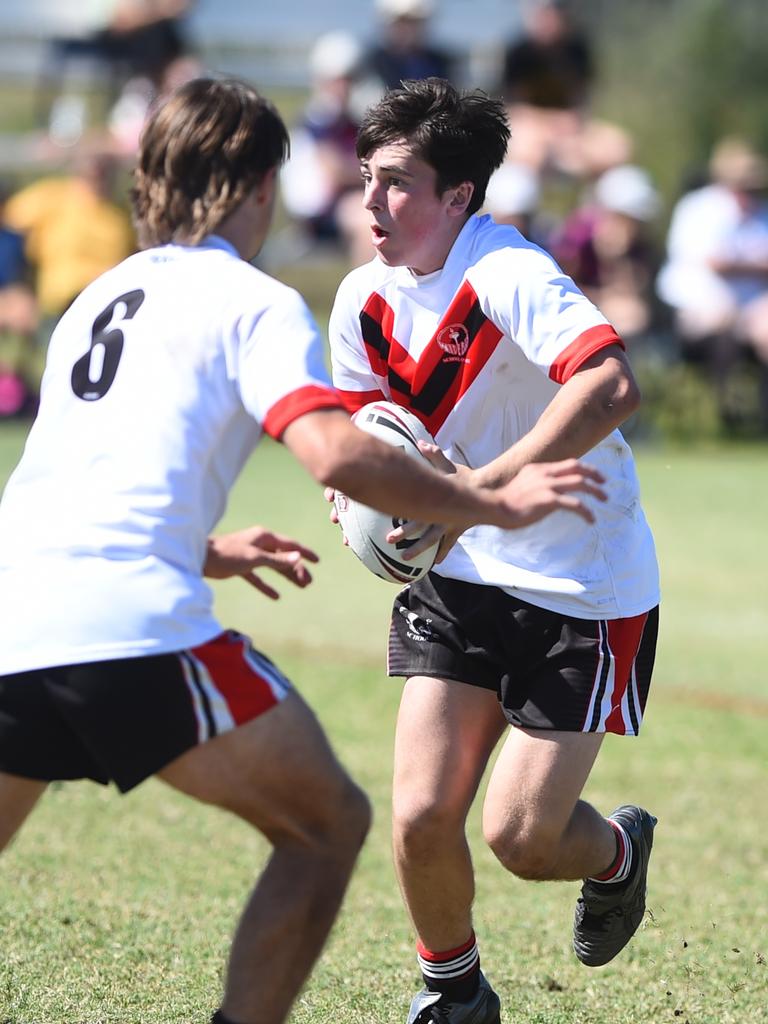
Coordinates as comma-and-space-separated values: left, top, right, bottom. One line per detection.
0, 237, 342, 674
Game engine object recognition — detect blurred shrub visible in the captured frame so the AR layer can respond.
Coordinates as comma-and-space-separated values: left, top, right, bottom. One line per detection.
585, 0, 768, 206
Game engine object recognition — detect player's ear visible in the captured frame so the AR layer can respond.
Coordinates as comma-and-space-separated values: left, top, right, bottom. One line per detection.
447, 181, 474, 216
255, 166, 278, 206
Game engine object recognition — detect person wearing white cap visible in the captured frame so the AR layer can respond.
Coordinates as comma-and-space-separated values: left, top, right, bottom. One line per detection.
483, 161, 551, 247
364, 0, 457, 91
550, 164, 662, 338
657, 137, 768, 430
279, 31, 372, 265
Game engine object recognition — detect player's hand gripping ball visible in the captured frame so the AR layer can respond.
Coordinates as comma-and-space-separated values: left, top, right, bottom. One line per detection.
335, 401, 441, 584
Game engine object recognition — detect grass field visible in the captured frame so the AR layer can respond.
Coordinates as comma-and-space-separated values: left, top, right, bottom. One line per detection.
0, 424, 766, 1024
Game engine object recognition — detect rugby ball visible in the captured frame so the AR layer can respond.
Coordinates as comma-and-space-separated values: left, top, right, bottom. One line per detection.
335, 401, 441, 584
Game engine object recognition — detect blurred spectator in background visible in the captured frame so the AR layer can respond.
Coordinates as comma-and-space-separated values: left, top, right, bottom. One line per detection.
4, 148, 134, 331
550, 164, 661, 339
657, 137, 768, 430
43, 1, 196, 148
483, 161, 552, 248
107, 49, 201, 157
280, 32, 371, 268
87, 0, 192, 83
363, 0, 458, 92
0, 184, 37, 342
498, 0, 596, 177
0, 184, 39, 418
555, 117, 634, 183
501, 0, 593, 110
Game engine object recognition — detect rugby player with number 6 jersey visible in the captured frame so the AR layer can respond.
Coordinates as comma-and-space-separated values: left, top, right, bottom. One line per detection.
0, 78, 609, 1024
328, 78, 660, 1024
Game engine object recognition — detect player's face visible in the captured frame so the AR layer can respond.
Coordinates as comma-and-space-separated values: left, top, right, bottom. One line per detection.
360, 142, 471, 275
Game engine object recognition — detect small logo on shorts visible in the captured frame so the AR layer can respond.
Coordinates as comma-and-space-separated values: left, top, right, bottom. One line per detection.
436, 323, 470, 363
399, 607, 436, 642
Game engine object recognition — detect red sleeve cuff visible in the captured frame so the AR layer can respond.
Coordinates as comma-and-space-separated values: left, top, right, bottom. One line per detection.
263, 385, 345, 439
548, 324, 624, 384
336, 387, 386, 414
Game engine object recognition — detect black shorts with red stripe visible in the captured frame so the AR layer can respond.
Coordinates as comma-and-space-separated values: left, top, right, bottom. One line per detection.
0, 630, 292, 792
388, 575, 658, 735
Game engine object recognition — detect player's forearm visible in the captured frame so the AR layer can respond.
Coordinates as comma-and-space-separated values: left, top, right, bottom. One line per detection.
283, 408, 509, 529
474, 352, 640, 489
327, 430, 509, 529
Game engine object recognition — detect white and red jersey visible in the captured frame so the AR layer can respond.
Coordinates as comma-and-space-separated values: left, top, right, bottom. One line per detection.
0, 236, 342, 674
330, 214, 659, 619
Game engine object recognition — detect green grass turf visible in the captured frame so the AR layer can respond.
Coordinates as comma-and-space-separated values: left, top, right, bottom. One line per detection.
0, 427, 766, 1023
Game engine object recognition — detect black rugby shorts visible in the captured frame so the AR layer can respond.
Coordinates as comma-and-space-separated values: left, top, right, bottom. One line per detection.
388, 574, 658, 735
0, 630, 292, 792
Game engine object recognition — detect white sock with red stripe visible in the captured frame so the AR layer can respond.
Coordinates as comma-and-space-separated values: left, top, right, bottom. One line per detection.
589, 818, 633, 885
417, 932, 480, 1003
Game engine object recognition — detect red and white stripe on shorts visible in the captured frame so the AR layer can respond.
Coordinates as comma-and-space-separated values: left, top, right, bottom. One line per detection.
176, 630, 292, 743
582, 612, 649, 736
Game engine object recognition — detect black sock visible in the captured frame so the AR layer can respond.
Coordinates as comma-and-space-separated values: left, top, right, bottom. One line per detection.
417, 932, 481, 1003
211, 1010, 241, 1024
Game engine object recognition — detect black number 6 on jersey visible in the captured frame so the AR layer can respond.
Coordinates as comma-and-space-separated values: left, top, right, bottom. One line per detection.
71, 289, 145, 401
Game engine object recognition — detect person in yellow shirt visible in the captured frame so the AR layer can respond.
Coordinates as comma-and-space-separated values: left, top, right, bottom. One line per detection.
4, 148, 135, 322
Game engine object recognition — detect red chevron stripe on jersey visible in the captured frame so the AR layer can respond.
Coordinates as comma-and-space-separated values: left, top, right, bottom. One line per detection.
359, 280, 504, 436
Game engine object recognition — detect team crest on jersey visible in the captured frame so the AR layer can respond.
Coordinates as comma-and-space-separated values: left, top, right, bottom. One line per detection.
436, 323, 470, 362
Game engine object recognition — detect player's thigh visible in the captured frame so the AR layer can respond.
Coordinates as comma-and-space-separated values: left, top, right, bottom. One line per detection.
394, 676, 506, 823
0, 773, 47, 852
483, 727, 604, 842
158, 690, 369, 847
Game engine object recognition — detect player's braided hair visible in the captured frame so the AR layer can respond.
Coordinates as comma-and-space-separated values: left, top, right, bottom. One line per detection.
356, 78, 510, 216
131, 77, 289, 248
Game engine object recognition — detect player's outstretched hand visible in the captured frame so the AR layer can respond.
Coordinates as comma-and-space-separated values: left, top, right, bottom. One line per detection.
204, 526, 319, 599
498, 459, 607, 528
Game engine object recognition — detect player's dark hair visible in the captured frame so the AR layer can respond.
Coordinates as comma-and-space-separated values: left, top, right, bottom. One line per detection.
356, 78, 510, 216
132, 77, 289, 248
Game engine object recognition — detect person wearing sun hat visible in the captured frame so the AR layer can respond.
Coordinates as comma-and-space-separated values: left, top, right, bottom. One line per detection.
657, 136, 768, 429
364, 0, 458, 91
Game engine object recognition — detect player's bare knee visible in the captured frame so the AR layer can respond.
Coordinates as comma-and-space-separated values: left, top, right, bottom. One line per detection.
330, 775, 372, 856
293, 771, 371, 862
484, 822, 560, 880
393, 797, 464, 857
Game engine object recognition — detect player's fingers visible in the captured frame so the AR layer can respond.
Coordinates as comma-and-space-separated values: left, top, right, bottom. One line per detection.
552, 493, 596, 523
240, 571, 280, 600
434, 527, 462, 563
386, 519, 427, 542
518, 460, 603, 488
258, 534, 320, 562
550, 475, 607, 503
546, 460, 606, 485
286, 562, 313, 587
402, 523, 445, 560
417, 441, 456, 475
255, 550, 314, 587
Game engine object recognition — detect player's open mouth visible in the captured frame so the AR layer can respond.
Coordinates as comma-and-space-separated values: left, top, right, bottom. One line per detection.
371, 225, 390, 242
